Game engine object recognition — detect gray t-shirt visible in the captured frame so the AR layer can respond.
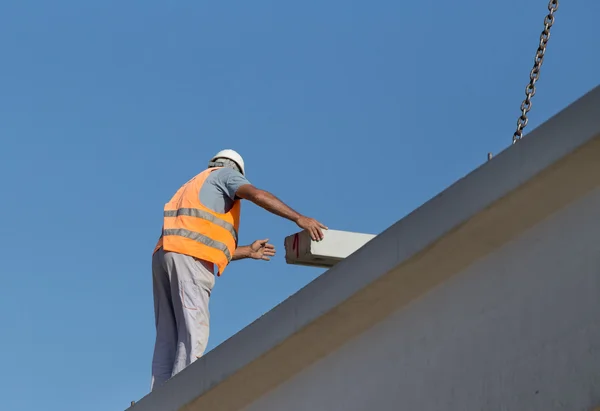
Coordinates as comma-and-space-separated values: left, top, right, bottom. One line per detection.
198, 167, 250, 213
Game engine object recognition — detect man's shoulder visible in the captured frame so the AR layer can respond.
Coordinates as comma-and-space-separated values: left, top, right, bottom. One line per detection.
209, 167, 247, 182
201, 167, 249, 202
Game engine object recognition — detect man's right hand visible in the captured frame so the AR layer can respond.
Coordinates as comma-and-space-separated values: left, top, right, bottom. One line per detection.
296, 216, 328, 241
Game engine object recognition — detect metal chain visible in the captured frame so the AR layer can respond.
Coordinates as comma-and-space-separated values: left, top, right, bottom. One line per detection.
512, 0, 559, 144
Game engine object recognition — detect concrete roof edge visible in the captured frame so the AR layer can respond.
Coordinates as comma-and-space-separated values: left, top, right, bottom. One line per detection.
130, 85, 600, 411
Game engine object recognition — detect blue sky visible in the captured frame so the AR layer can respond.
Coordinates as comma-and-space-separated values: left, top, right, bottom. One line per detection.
0, 1, 598, 410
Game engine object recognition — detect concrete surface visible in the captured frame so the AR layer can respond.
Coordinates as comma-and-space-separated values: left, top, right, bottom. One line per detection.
129, 85, 600, 411
244, 186, 600, 411
283, 229, 377, 268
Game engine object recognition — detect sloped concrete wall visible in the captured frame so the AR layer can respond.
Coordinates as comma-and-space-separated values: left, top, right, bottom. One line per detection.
242, 187, 600, 411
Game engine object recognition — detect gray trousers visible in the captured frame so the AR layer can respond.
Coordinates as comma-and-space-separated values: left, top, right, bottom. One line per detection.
150, 247, 215, 390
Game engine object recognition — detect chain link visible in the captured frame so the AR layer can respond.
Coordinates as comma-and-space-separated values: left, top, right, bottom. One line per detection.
512, 0, 559, 144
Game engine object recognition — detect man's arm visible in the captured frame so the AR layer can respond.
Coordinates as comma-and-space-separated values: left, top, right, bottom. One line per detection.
233, 239, 276, 261
236, 184, 302, 222
232, 245, 252, 260
236, 184, 327, 241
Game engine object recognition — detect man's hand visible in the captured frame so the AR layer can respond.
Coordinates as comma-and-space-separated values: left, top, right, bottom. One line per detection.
248, 238, 276, 261
296, 216, 328, 241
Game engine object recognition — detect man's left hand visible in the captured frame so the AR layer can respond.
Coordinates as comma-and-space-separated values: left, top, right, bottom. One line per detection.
249, 238, 276, 261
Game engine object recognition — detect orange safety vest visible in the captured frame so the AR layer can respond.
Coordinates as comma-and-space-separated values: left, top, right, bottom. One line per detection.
153, 167, 241, 276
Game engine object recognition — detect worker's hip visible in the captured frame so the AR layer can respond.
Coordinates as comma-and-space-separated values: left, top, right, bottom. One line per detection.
154, 247, 216, 293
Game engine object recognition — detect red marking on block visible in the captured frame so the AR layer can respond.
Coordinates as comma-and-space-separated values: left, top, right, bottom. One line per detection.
292, 233, 300, 258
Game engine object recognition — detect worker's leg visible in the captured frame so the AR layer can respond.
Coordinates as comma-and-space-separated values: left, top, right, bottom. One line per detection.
150, 248, 178, 390
163, 251, 215, 379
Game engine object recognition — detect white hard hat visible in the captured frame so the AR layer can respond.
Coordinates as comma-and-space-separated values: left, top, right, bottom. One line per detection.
209, 149, 245, 175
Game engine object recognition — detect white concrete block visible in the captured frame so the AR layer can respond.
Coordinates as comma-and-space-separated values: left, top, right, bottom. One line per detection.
284, 229, 376, 268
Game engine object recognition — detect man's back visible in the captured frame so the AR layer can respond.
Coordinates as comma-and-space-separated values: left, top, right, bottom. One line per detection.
197, 167, 250, 214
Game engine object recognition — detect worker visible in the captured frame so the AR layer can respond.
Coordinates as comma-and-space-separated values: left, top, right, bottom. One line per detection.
150, 149, 327, 390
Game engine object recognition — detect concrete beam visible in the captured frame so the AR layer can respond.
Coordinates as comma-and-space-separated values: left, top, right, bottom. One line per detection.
283, 229, 376, 268
128, 85, 600, 411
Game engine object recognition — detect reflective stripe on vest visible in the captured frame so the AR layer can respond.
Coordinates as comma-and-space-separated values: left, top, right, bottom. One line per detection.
164, 208, 238, 245
162, 228, 233, 261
